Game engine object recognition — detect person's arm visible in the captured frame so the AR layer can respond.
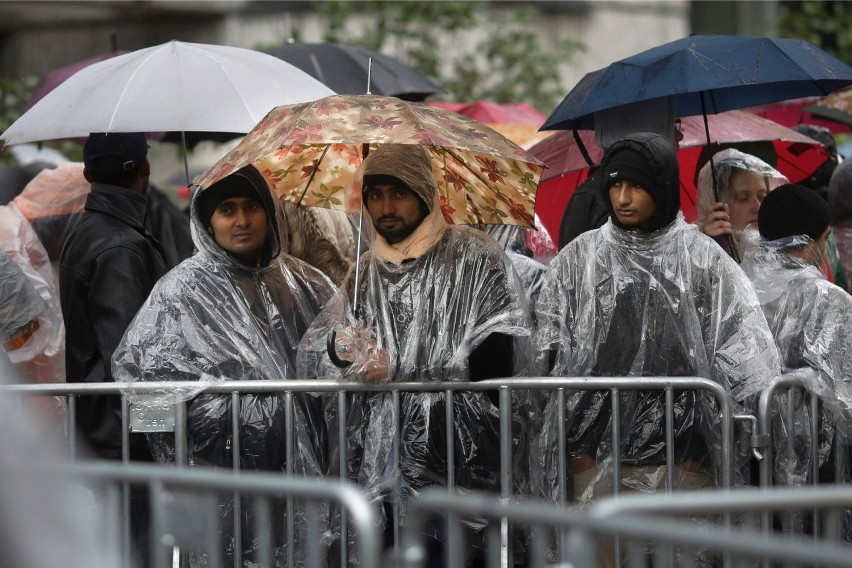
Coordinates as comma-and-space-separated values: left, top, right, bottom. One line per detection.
557, 173, 609, 249
468, 332, 514, 406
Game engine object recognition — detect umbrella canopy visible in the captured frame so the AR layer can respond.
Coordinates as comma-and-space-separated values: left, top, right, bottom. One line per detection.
263, 42, 443, 101
806, 86, 852, 126
1, 40, 336, 146
530, 110, 829, 238
193, 94, 544, 228
427, 100, 553, 149
542, 35, 852, 131
24, 50, 128, 112
745, 96, 852, 134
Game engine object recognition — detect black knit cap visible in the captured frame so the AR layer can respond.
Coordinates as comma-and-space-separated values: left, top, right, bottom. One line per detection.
758, 183, 831, 241
196, 172, 264, 229
602, 147, 658, 197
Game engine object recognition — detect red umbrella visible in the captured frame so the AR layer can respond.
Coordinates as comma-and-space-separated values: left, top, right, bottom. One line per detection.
426, 100, 553, 149
530, 109, 830, 240
744, 96, 852, 134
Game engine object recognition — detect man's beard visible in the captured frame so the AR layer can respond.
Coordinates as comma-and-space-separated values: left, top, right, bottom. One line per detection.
374, 214, 426, 244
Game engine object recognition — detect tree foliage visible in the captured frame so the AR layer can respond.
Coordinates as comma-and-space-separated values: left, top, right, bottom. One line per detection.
313, 1, 582, 113
779, 1, 852, 63
0, 76, 39, 165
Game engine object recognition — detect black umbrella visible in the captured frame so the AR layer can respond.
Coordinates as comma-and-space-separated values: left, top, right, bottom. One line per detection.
263, 42, 444, 101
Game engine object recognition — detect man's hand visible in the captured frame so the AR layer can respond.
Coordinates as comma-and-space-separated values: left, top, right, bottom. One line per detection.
698, 202, 732, 237
333, 326, 391, 383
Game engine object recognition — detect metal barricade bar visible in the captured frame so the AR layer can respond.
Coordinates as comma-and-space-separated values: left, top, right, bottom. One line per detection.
1, 376, 743, 565
402, 487, 852, 568
38, 460, 381, 568
757, 373, 849, 543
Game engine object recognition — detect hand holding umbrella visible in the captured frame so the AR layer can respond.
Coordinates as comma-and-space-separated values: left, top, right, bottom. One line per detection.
327, 325, 391, 382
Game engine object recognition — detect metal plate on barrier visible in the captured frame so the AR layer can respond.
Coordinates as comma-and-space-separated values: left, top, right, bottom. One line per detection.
130, 395, 176, 432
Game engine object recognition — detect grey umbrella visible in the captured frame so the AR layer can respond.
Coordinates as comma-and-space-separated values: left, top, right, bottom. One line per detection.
263, 42, 444, 101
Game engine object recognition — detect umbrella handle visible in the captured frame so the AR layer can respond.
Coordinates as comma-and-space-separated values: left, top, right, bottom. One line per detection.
327, 330, 353, 368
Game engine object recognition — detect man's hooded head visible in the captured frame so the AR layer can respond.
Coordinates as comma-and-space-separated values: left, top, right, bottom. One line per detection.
600, 132, 680, 233
361, 144, 436, 243
194, 165, 279, 267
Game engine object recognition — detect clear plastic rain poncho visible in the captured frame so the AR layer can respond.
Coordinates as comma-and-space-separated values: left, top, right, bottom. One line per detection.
696, 148, 787, 256
740, 233, 852, 497
10, 163, 90, 272
533, 136, 780, 509
0, 205, 65, 385
113, 166, 336, 566
483, 223, 548, 325
0, 249, 45, 345
298, 145, 532, 555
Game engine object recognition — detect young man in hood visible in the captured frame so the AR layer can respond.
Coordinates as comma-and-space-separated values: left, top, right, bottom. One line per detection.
299, 144, 532, 564
532, 132, 780, 566
113, 165, 336, 565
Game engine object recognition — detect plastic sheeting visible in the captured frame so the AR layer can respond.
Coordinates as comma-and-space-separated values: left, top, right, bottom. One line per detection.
113, 166, 336, 566
11, 163, 89, 271
0, 250, 44, 342
0, 204, 65, 385
532, 215, 781, 506
483, 224, 548, 322
741, 234, 852, 495
299, 226, 532, 554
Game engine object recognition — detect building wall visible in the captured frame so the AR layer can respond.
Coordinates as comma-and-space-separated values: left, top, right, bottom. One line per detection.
0, 0, 690, 98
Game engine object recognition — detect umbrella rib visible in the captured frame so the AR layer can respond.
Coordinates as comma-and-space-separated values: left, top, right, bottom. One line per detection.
443, 148, 534, 227
108, 44, 168, 132
294, 144, 330, 206
194, 44, 258, 126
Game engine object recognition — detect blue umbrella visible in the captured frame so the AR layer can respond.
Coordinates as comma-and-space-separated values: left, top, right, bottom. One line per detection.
542, 35, 852, 131
542, 35, 852, 263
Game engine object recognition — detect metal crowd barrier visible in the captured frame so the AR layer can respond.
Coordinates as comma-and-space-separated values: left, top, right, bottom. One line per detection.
23, 460, 380, 568
0, 376, 747, 565
400, 486, 852, 568
755, 373, 851, 541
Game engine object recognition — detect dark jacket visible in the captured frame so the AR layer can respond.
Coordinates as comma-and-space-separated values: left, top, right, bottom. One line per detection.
60, 183, 167, 460
557, 169, 609, 249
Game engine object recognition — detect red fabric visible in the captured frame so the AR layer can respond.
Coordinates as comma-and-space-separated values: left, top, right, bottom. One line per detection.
530, 110, 830, 239
745, 97, 852, 134
427, 101, 546, 126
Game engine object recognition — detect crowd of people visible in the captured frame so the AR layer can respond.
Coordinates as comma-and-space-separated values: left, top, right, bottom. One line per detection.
1, 111, 851, 566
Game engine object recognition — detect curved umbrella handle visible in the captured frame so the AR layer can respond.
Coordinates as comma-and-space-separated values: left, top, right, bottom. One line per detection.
327, 330, 353, 368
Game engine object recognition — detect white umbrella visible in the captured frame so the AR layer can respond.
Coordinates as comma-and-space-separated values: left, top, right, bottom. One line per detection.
1, 40, 336, 179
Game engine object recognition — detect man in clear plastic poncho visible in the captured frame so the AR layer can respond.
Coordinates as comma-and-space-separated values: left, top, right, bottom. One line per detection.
298, 144, 531, 563
532, 133, 780, 535
113, 165, 336, 566
740, 184, 852, 512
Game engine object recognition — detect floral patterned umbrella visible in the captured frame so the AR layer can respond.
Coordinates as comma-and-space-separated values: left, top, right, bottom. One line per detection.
192, 94, 545, 227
